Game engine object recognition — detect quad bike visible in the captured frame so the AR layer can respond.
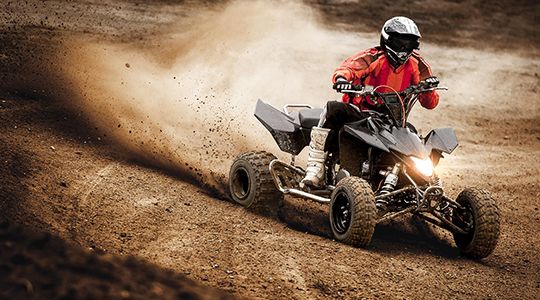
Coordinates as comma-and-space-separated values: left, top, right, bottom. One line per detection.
229, 82, 500, 259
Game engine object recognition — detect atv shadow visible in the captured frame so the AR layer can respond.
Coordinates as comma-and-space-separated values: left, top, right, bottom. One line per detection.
277, 196, 333, 239
370, 216, 460, 258
276, 196, 460, 258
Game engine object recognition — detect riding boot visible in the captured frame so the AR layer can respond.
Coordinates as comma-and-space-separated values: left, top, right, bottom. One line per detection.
301, 126, 331, 188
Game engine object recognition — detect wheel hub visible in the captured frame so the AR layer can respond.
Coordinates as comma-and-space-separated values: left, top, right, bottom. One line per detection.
332, 192, 351, 234
231, 167, 250, 200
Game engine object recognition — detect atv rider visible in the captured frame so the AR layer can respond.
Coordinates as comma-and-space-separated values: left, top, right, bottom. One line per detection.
301, 16, 440, 188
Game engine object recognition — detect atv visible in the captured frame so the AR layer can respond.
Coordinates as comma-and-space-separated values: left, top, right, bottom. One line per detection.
229, 83, 500, 259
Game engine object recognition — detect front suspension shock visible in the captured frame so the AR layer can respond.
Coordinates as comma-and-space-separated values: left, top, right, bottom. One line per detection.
376, 163, 401, 209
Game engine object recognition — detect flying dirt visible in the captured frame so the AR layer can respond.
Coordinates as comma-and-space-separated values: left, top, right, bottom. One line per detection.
52, 1, 354, 193
50, 1, 539, 196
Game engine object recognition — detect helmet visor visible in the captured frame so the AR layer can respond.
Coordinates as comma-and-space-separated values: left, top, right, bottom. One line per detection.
388, 35, 419, 53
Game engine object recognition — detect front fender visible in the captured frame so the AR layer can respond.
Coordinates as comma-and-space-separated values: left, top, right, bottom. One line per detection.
425, 128, 459, 154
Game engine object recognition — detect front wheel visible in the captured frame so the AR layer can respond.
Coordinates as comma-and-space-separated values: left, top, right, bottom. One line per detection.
329, 176, 377, 247
229, 151, 283, 211
452, 188, 500, 259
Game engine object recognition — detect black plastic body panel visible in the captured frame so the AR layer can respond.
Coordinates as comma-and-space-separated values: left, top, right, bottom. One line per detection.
343, 122, 430, 159
343, 125, 390, 152
386, 127, 430, 159
254, 100, 309, 155
425, 128, 459, 154
254, 100, 459, 159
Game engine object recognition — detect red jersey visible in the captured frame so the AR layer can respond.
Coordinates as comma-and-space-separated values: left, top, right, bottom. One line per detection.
332, 47, 439, 110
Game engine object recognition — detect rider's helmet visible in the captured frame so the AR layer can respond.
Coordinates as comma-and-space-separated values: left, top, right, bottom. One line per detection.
380, 16, 421, 68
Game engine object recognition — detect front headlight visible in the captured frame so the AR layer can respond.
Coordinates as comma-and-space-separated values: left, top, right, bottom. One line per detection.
411, 156, 434, 177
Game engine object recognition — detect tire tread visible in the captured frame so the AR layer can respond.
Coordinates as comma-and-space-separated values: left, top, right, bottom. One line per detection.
454, 187, 500, 259
331, 176, 377, 247
231, 151, 282, 210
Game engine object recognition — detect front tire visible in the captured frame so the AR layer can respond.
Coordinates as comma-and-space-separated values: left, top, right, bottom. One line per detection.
229, 151, 283, 211
329, 176, 377, 247
452, 188, 500, 259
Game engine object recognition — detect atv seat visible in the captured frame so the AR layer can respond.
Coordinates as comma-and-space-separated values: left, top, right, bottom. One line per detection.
298, 108, 323, 128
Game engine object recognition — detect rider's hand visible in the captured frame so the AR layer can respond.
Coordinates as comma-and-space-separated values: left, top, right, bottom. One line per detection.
422, 76, 439, 88
333, 77, 353, 92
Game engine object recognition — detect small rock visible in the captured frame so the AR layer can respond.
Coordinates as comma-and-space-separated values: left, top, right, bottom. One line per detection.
50, 146, 55, 151
59, 181, 68, 188
125, 63, 130, 68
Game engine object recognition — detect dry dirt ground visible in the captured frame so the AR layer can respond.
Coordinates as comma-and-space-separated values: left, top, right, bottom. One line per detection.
1, 0, 539, 299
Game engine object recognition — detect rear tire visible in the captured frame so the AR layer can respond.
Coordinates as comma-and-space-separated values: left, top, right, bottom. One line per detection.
452, 188, 500, 259
329, 176, 377, 247
229, 151, 283, 211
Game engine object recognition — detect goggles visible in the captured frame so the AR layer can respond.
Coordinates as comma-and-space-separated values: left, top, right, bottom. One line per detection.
388, 36, 420, 52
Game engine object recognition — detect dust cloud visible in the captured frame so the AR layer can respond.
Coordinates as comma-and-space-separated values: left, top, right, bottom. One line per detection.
56, 1, 353, 192
56, 0, 537, 194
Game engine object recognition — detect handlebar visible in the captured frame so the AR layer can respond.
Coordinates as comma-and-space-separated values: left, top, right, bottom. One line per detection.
337, 83, 448, 128
340, 84, 448, 96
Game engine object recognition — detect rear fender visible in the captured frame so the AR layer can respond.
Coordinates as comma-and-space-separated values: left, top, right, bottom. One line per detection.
254, 99, 308, 155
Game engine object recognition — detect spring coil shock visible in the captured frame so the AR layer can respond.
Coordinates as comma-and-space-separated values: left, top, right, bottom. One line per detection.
376, 163, 401, 210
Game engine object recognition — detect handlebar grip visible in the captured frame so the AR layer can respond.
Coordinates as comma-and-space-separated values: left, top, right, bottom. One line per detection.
351, 84, 363, 91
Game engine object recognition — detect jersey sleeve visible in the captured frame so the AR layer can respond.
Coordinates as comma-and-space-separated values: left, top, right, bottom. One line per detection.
414, 52, 440, 109
332, 48, 379, 83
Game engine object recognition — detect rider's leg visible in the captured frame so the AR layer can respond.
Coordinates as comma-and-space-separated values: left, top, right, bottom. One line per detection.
301, 126, 331, 188
301, 101, 367, 188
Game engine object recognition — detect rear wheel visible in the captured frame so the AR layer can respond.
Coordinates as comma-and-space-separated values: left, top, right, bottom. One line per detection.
452, 188, 500, 259
229, 151, 283, 211
329, 176, 377, 247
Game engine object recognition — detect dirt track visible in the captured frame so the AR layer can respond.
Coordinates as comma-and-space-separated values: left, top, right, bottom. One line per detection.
1, 0, 539, 299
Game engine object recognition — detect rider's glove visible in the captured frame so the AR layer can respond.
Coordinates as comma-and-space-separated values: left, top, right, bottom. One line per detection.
333, 77, 352, 92
423, 76, 439, 88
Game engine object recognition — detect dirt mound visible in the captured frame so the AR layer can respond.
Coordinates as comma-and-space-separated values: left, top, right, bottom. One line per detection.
0, 222, 236, 300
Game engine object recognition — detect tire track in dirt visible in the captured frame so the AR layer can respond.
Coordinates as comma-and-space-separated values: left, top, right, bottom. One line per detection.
76, 162, 119, 204
283, 255, 309, 295
2, 0, 540, 298
68, 162, 119, 241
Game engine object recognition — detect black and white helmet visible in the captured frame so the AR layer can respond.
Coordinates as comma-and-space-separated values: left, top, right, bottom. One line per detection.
380, 16, 421, 68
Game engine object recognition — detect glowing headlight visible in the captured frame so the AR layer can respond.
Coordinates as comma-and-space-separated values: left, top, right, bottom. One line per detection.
411, 157, 434, 177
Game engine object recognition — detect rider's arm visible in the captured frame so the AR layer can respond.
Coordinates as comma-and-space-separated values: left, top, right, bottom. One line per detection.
332, 48, 379, 84
414, 52, 440, 109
